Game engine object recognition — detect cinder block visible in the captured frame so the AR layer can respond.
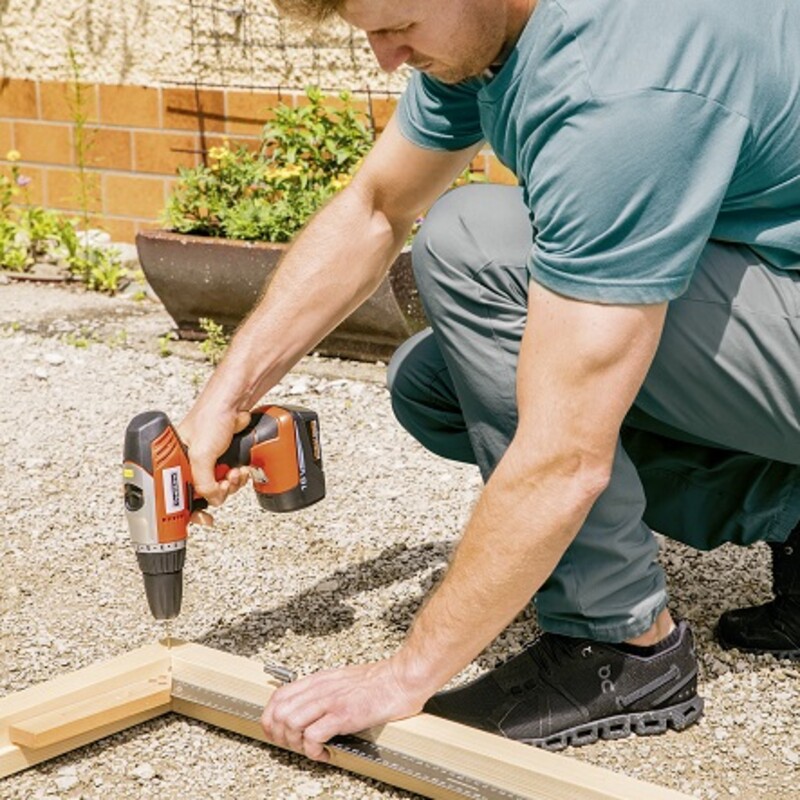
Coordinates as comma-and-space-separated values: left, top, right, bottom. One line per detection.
101, 216, 138, 244
85, 128, 133, 171
0, 79, 37, 119
162, 88, 225, 133
0, 121, 13, 155
39, 81, 98, 123
14, 121, 72, 166
487, 153, 518, 186
225, 90, 283, 135
133, 131, 200, 175
99, 84, 161, 128
46, 167, 102, 213
367, 96, 396, 132
104, 174, 165, 219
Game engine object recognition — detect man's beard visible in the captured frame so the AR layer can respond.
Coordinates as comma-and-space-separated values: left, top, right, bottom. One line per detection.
415, 47, 503, 84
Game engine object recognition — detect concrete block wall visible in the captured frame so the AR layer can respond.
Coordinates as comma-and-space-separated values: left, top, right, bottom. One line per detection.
0, 77, 517, 244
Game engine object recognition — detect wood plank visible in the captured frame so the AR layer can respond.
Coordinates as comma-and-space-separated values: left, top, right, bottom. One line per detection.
0, 639, 696, 798
169, 640, 694, 800
8, 677, 171, 749
0, 642, 171, 778
0, 705, 170, 778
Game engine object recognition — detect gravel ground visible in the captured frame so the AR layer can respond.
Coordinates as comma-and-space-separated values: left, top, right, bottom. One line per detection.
1, 280, 798, 800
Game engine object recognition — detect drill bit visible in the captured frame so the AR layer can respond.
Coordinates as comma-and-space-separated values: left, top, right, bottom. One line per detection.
163, 620, 173, 649
264, 660, 296, 684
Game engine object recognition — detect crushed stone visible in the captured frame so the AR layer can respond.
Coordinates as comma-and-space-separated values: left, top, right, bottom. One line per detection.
1, 282, 798, 800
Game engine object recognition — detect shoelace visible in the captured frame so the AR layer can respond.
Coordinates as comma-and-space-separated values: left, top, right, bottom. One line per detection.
529, 633, 585, 678
498, 633, 586, 693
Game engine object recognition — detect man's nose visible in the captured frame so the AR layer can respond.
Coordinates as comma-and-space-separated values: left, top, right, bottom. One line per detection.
367, 34, 413, 72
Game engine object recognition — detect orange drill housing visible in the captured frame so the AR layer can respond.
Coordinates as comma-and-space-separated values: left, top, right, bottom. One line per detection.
123, 404, 325, 620
150, 425, 193, 544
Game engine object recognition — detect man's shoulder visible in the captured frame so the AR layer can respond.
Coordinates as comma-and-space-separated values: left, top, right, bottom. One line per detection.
537, 0, 779, 101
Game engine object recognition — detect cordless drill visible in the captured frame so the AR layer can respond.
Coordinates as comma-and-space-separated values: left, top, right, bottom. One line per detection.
122, 405, 324, 620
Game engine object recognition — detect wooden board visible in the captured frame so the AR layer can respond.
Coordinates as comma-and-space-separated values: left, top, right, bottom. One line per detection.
9, 677, 171, 749
170, 640, 694, 800
1, 639, 695, 800
0, 643, 171, 778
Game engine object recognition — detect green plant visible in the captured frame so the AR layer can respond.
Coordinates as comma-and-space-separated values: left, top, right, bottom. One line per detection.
0, 151, 125, 292
102, 328, 127, 348
70, 245, 127, 293
162, 87, 373, 242
63, 326, 98, 348
66, 47, 99, 235
158, 332, 175, 358
198, 317, 230, 365
64, 48, 127, 293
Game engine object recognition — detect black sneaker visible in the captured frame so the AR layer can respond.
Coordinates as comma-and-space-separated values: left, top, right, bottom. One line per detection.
716, 526, 800, 659
716, 596, 800, 658
424, 620, 703, 751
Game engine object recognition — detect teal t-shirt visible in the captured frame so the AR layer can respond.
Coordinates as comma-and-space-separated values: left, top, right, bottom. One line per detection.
397, 0, 800, 303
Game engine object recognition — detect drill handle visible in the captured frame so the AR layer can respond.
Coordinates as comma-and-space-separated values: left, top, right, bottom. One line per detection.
186, 412, 269, 513
212, 410, 274, 479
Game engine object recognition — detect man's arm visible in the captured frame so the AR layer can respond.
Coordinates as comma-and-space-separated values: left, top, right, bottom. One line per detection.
393, 284, 668, 687
178, 118, 481, 503
261, 282, 667, 760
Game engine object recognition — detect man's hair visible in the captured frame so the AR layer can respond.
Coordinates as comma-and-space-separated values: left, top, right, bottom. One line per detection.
272, 0, 345, 23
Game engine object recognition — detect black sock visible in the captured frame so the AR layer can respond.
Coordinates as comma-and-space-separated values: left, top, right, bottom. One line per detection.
613, 623, 682, 657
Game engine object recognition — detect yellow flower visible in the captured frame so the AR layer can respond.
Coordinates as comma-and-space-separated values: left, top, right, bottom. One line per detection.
5, 149, 21, 162
329, 173, 352, 192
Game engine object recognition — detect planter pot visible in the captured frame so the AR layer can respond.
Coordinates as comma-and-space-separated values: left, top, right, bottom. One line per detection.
136, 229, 428, 362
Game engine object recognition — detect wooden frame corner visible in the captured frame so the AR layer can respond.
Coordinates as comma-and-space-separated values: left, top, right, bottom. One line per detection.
1, 640, 694, 800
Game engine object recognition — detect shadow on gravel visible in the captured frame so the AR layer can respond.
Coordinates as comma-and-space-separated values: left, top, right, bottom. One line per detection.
197, 541, 455, 655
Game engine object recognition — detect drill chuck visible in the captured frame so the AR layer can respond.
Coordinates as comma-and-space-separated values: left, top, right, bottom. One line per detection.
135, 546, 186, 620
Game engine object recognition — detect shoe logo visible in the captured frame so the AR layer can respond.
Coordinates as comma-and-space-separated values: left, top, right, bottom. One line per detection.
598, 664, 615, 694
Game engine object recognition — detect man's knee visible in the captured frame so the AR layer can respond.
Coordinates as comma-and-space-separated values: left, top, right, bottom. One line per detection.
386, 329, 437, 412
411, 185, 480, 295
412, 184, 530, 310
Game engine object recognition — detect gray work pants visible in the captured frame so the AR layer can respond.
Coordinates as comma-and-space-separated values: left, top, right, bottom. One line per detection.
387, 184, 800, 641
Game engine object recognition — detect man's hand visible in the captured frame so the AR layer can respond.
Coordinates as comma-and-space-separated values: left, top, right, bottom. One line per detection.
177, 405, 253, 523
260, 657, 429, 761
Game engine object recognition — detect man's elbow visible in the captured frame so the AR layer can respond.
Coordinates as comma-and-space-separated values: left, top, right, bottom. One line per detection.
509, 442, 614, 508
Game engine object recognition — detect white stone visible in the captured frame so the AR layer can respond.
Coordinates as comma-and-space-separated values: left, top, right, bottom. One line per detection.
77, 228, 112, 247
54, 774, 79, 791
782, 747, 799, 765
287, 377, 312, 394
34, 367, 48, 380
347, 382, 366, 398
131, 763, 157, 780
44, 352, 65, 366
293, 779, 324, 798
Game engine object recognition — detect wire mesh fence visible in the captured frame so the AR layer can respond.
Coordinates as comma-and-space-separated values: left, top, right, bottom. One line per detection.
184, 0, 407, 96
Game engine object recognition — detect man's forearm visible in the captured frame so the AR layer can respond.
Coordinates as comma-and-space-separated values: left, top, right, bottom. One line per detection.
200, 184, 412, 413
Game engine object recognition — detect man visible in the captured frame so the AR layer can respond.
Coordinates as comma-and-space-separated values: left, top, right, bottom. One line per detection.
179, 0, 800, 761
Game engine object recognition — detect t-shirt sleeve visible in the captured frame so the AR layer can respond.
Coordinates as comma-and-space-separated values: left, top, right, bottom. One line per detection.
396, 71, 485, 152
526, 89, 752, 304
